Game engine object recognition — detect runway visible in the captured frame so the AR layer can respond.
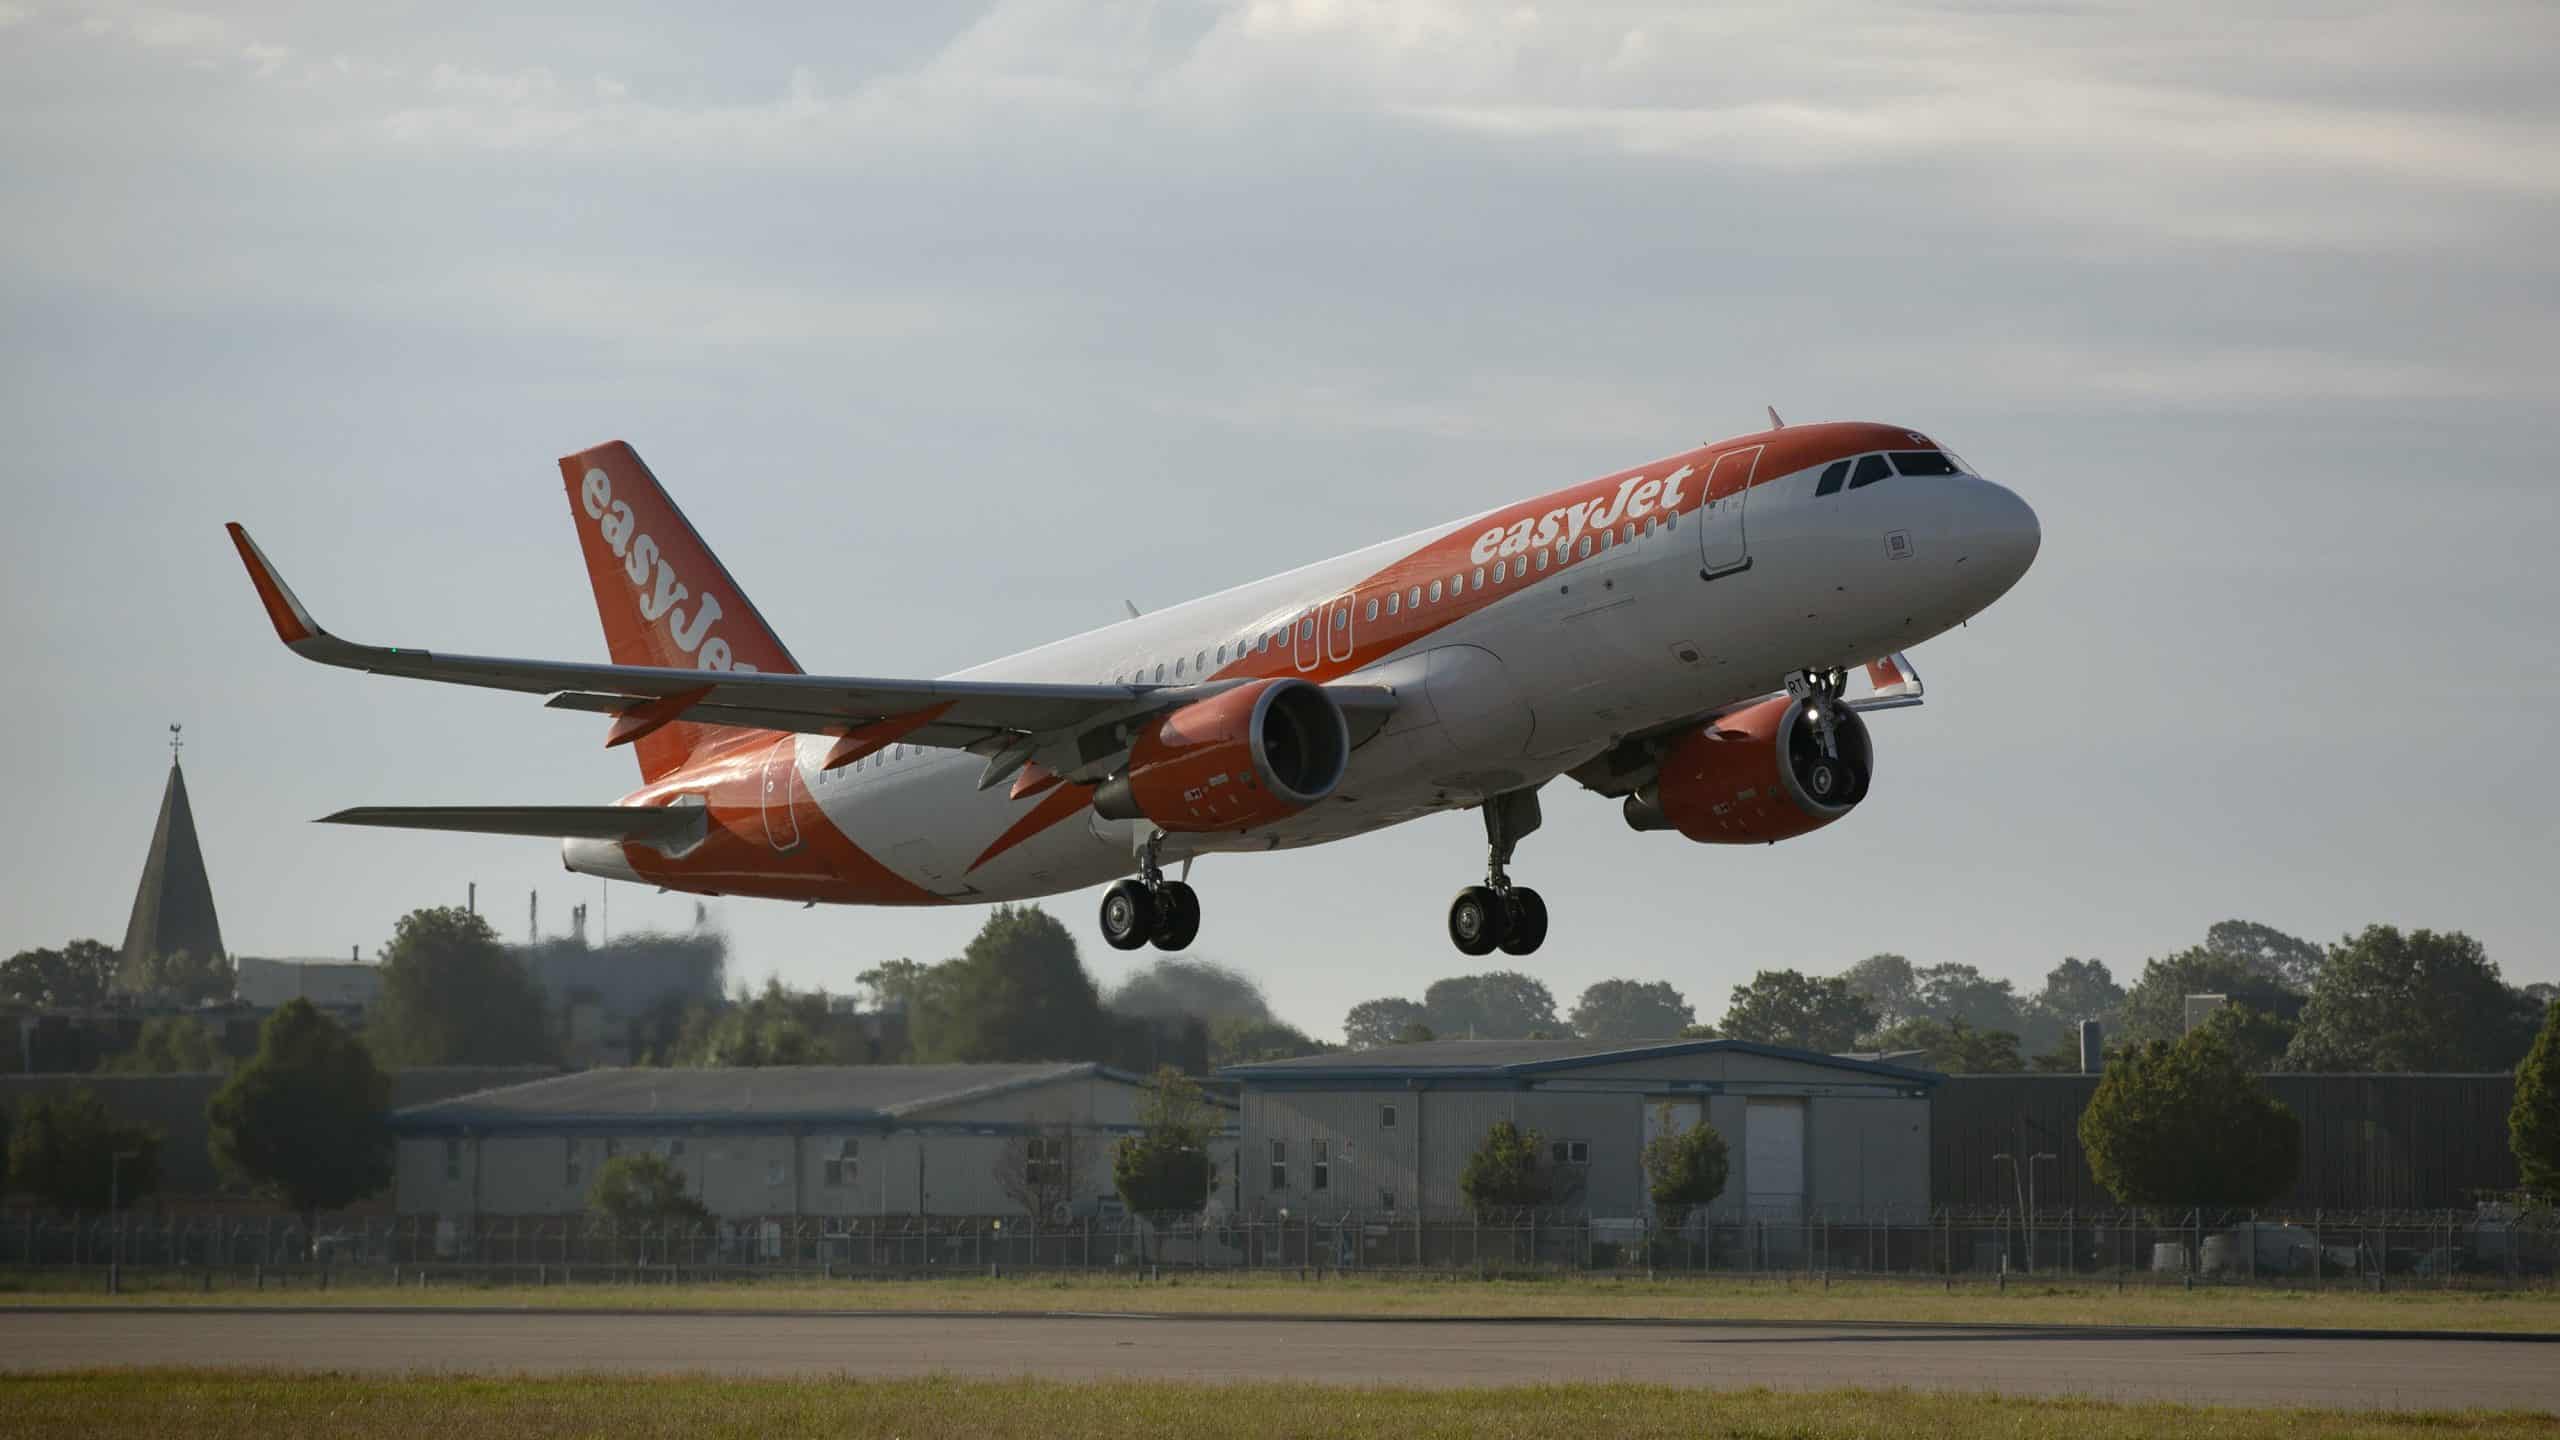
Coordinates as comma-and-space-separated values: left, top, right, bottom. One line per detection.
4, 1308, 2553, 1411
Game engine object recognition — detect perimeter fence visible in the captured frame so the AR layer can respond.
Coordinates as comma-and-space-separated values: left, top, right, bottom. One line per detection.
5, 1204, 2554, 1292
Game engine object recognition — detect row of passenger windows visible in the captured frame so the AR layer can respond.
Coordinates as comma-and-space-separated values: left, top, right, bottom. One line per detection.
1112, 510, 1677, 687
1813, 450, 1961, 496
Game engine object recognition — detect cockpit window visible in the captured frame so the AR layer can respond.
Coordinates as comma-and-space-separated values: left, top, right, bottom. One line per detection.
1848, 454, 1891, 489
1815, 460, 1850, 496
1889, 450, 1959, 477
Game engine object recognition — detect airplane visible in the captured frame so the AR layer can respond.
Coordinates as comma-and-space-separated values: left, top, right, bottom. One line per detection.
226, 416, 2039, 957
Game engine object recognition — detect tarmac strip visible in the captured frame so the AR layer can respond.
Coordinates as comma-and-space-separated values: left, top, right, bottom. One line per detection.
4, 1309, 2555, 1411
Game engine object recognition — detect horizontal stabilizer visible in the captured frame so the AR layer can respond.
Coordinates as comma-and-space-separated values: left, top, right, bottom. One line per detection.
318, 804, 708, 851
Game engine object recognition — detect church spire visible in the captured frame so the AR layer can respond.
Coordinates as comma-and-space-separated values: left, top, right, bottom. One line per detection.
120, 729, 226, 996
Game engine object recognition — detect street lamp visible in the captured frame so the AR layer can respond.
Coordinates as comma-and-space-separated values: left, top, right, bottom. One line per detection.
2027, 1153, 2058, 1275
1993, 1152, 2021, 1275
110, 1150, 139, 1296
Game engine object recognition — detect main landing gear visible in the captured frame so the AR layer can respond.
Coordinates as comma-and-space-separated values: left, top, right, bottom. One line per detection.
1448, 789, 1548, 957
1099, 832, 1201, 953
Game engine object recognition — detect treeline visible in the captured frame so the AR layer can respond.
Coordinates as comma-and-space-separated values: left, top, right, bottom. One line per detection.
1342, 918, 2560, 1076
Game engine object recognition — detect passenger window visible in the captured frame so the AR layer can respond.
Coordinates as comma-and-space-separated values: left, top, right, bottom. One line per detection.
1577, 536, 1593, 559
1554, 541, 1570, 565
1154, 663, 1166, 683
1643, 517, 1656, 537
1174, 657, 1186, 677
1196, 650, 1207, 670
1365, 598, 1379, 622
1474, 565, 1487, 588
1664, 510, 1677, 530
1850, 454, 1891, 489
1492, 562, 1506, 585
1216, 644, 1228, 665
1333, 609, 1347, 631
1386, 592, 1400, 616
1890, 450, 1960, 476
1534, 549, 1549, 572
1815, 460, 1850, 496
1407, 586, 1422, 609
1300, 616, 1315, 640
1621, 523, 1635, 544
1428, 580, 1443, 603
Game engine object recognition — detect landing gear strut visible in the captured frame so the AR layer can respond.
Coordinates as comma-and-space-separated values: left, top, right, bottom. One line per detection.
1448, 789, 1548, 957
1785, 666, 1866, 801
1100, 831, 1201, 953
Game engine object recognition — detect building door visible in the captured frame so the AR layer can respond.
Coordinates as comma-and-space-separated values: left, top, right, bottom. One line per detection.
1744, 1097, 1806, 1220
1697, 445, 1761, 576
760, 738, 803, 852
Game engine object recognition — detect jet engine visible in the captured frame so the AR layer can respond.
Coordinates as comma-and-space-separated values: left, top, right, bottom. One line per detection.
1093, 678, 1350, 833
1622, 694, 1872, 843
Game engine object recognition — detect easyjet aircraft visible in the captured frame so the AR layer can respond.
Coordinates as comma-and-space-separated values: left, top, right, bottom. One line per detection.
227, 417, 2038, 956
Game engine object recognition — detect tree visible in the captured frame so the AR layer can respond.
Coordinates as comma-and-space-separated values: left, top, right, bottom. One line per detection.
1112, 1067, 1220, 1215
2196, 1003, 2295, 1071
588, 1151, 713, 1229
1423, 972, 1563, 1039
1718, 970, 1876, 1052
1459, 1119, 1554, 1213
2204, 919, 2326, 992
1569, 980, 1695, 1041
1864, 1017, 2024, 1073
2031, 957, 2124, 1028
125, 946, 235, 1006
100, 1016, 226, 1074
2513, 1001, 2560, 1198
0, 940, 119, 1009
671, 979, 842, 1066
367, 907, 555, 1066
6, 1089, 160, 1213
1642, 1109, 1730, 1227
2078, 1028, 2301, 1207
997, 1110, 1089, 1220
1397, 1021, 1438, 1044
1913, 962, 2024, 1033
912, 905, 1109, 1063
207, 999, 393, 1238
1343, 997, 1428, 1049
855, 957, 939, 1015
1839, 954, 1920, 1029
1109, 958, 1272, 1024
2285, 926, 2541, 1073
1209, 1016, 1327, 1067
2118, 947, 2304, 1050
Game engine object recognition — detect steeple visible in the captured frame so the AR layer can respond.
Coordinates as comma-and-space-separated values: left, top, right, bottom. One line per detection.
120, 725, 226, 991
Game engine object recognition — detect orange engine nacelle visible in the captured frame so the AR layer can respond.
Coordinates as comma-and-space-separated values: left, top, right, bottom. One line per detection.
1092, 678, 1350, 833
1624, 694, 1872, 844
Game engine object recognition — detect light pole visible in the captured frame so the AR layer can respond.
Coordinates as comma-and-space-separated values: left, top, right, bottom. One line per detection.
2027, 1153, 2058, 1275
110, 1150, 139, 1296
1993, 1152, 2021, 1274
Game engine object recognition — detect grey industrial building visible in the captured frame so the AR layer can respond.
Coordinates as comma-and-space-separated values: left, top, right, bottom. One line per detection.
389, 1062, 1234, 1222
1221, 1037, 1938, 1221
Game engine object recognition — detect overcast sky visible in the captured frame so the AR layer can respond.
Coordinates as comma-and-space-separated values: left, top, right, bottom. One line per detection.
6, 0, 2555, 1040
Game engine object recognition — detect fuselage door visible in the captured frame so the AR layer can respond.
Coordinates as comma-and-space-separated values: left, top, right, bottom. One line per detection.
1698, 445, 1761, 576
1326, 592, 1356, 665
760, 738, 804, 852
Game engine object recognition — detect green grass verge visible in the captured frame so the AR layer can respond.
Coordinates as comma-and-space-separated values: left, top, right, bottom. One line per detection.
1, 1371, 2552, 1440
8, 1268, 2558, 1332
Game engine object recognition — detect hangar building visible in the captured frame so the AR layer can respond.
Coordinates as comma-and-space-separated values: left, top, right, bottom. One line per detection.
1221, 1037, 1937, 1220
391, 1062, 1233, 1222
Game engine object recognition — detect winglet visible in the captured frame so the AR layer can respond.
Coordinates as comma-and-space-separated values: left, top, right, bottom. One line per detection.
1766, 405, 1786, 430
225, 523, 324, 648
1864, 652, 1923, 700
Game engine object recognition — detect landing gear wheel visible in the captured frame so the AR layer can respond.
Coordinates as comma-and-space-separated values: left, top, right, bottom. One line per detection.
1151, 881, 1201, 952
1448, 886, 1506, 956
1099, 879, 1157, 951
1496, 888, 1548, 956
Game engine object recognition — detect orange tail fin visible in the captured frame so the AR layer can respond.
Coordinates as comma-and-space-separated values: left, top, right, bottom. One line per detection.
560, 441, 803, 781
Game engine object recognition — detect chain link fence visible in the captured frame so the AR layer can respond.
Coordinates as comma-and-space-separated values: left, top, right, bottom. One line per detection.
6, 1204, 2554, 1291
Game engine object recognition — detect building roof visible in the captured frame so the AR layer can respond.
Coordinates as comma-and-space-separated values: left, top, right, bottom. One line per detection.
120, 758, 224, 981
1220, 1036, 1940, 1085
390, 1062, 1189, 1134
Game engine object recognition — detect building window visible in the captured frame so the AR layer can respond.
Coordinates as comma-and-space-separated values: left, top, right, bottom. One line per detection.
1551, 1139, 1590, 1167
823, 1138, 858, 1187
766, 1159, 788, 1188
1269, 1139, 1287, 1190
1380, 1188, 1396, 1213
1026, 1135, 1065, 1189
1311, 1139, 1330, 1191
1379, 1104, 1397, 1131
443, 1138, 460, 1182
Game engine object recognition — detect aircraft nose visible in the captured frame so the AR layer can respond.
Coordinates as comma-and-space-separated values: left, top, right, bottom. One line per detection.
1951, 475, 2040, 599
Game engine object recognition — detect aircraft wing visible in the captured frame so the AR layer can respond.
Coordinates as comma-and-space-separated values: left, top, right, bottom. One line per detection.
228, 523, 1397, 784
321, 804, 709, 850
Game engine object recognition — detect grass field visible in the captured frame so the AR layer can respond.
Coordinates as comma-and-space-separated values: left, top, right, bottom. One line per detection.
2, 1371, 2553, 1440
9, 1268, 2558, 1333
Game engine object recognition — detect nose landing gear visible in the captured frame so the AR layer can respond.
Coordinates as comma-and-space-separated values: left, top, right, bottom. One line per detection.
1448, 788, 1548, 957
1099, 831, 1201, 952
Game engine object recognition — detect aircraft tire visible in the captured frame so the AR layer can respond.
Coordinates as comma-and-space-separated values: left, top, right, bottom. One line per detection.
1448, 886, 1505, 956
1152, 881, 1202, 952
1496, 887, 1548, 956
1100, 878, 1157, 951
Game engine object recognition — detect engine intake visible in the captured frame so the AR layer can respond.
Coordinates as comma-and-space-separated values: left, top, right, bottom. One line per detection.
1624, 694, 1872, 844
1093, 678, 1349, 832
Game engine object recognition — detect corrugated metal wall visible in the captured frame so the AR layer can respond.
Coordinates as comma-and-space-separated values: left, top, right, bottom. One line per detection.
1931, 1074, 2522, 1210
